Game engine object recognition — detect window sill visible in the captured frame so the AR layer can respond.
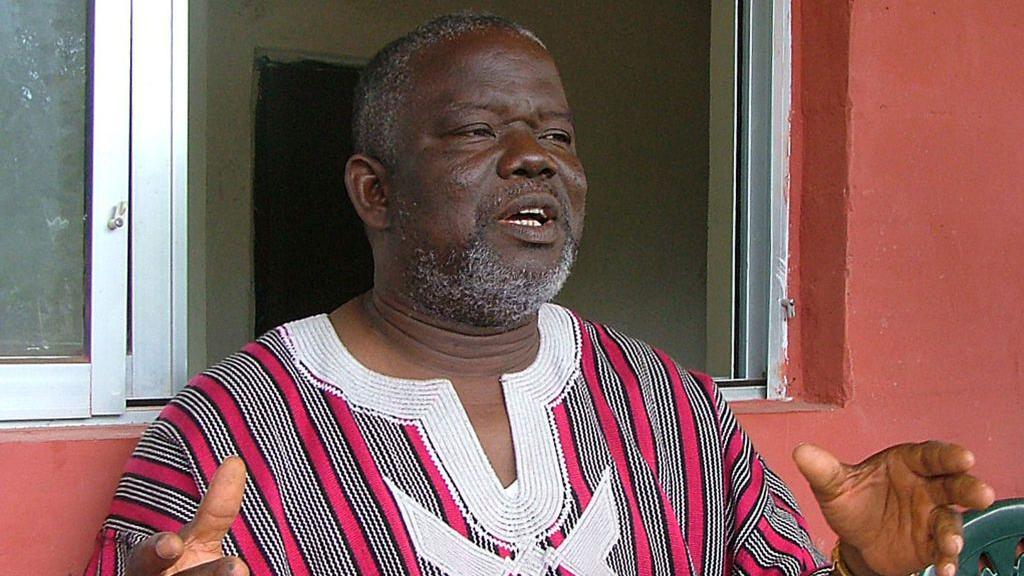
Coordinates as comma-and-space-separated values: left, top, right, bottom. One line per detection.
0, 408, 160, 435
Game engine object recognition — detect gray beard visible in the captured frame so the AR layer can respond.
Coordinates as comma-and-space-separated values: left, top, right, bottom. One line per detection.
406, 229, 578, 330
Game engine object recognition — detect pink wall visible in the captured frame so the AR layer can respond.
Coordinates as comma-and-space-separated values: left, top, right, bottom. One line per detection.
1, 2, 1022, 573
738, 0, 1024, 552
0, 427, 143, 574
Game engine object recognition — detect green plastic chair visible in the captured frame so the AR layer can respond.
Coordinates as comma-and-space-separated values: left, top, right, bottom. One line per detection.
921, 499, 1024, 576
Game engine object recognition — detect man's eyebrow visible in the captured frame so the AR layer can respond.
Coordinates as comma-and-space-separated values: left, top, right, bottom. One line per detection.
540, 110, 575, 125
441, 102, 492, 114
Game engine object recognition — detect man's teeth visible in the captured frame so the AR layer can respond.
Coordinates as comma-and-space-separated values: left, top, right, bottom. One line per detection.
511, 219, 542, 227
507, 207, 547, 226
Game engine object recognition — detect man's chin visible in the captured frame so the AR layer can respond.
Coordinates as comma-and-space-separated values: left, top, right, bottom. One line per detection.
491, 237, 574, 274
403, 229, 577, 330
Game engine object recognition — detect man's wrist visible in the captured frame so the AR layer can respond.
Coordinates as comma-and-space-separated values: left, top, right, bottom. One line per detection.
833, 541, 884, 576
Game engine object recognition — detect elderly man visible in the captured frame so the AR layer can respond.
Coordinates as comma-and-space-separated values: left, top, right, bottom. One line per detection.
87, 13, 993, 576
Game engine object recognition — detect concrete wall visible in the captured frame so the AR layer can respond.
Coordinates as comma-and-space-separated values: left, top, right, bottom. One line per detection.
203, 0, 710, 368
0, 427, 142, 574
737, 0, 1024, 549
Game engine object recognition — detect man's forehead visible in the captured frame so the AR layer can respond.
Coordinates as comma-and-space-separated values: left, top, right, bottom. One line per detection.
409, 27, 555, 82
408, 32, 564, 101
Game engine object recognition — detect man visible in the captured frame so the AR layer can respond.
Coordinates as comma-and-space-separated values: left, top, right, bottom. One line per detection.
87, 13, 993, 576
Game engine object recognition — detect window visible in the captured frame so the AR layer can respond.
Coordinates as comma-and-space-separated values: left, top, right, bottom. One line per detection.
0, 1, 793, 423
0, 0, 189, 424
709, 0, 792, 401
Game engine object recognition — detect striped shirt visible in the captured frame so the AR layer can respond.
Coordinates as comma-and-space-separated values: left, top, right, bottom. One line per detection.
86, 304, 830, 575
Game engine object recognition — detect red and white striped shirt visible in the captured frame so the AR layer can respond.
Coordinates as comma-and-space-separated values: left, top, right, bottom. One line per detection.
86, 304, 830, 575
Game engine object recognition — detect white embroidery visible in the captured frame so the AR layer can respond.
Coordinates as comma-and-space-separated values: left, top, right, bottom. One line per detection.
288, 304, 583, 545
388, 468, 621, 576
387, 477, 509, 576
551, 468, 620, 576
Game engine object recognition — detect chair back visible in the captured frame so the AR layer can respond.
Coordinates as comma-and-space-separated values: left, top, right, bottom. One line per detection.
921, 499, 1024, 576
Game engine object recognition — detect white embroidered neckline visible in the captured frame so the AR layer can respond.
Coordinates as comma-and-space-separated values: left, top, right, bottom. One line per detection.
386, 467, 620, 576
285, 303, 583, 546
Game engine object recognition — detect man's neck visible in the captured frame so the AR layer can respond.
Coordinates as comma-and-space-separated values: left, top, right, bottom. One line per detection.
330, 290, 541, 381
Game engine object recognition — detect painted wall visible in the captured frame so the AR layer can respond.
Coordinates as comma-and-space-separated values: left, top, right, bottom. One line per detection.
0, 427, 143, 574
203, 0, 711, 369
737, 0, 1024, 551
2, 1, 1022, 574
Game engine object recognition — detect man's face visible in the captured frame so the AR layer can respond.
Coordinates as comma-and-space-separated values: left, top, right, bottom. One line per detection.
386, 30, 588, 328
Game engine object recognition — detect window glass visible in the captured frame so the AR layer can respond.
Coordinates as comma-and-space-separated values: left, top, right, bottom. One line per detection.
0, 1, 88, 358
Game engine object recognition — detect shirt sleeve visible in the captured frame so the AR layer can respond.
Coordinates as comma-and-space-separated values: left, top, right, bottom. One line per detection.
83, 418, 202, 576
690, 371, 833, 576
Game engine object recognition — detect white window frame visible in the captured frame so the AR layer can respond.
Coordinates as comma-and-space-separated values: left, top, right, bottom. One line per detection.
0, 0, 188, 425
709, 0, 792, 402
129, 0, 190, 402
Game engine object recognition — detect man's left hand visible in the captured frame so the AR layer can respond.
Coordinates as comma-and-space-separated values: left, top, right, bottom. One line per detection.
793, 442, 996, 576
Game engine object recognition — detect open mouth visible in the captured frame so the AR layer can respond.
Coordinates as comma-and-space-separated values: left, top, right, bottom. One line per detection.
495, 193, 564, 245
502, 207, 554, 227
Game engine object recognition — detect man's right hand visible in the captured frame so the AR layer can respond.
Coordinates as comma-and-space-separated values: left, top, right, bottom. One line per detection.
126, 456, 250, 576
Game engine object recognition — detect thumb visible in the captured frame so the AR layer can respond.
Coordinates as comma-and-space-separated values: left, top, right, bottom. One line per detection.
125, 532, 185, 575
180, 456, 247, 546
792, 443, 847, 502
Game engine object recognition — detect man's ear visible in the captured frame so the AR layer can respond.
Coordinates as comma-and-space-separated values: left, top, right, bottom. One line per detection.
345, 153, 391, 230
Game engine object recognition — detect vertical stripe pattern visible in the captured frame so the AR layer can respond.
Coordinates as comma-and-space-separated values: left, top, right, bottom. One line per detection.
85, 305, 829, 576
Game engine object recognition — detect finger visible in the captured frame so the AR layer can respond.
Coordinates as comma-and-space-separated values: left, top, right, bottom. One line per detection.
172, 557, 250, 576
904, 441, 975, 477
126, 532, 184, 575
792, 443, 848, 502
929, 506, 963, 576
180, 456, 248, 545
927, 473, 997, 510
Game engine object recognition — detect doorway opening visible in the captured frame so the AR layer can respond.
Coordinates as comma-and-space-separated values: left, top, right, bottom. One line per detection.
252, 55, 372, 336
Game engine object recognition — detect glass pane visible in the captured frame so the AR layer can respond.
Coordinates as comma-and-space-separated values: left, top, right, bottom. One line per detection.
0, 1, 88, 358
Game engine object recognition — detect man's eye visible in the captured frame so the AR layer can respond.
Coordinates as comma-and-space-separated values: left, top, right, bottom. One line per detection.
459, 125, 495, 138
541, 131, 572, 145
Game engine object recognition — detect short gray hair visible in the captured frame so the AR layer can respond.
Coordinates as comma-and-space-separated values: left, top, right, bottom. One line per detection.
352, 12, 545, 167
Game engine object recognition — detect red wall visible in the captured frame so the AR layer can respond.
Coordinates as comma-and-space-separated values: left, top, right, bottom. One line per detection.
738, 0, 1024, 552
0, 427, 142, 574
2, 2, 1022, 573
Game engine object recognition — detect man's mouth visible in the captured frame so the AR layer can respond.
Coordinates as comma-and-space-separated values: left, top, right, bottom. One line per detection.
496, 195, 563, 245
502, 206, 554, 227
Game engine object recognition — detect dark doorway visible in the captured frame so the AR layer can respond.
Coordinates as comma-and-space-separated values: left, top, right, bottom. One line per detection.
252, 56, 372, 336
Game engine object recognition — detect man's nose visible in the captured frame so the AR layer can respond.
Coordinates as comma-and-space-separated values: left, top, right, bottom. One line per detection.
497, 130, 557, 179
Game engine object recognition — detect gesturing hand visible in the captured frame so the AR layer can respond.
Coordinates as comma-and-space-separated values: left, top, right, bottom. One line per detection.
126, 456, 250, 576
793, 442, 995, 576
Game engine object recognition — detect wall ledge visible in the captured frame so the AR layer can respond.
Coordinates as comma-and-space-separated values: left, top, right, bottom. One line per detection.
731, 399, 839, 415
0, 424, 146, 444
